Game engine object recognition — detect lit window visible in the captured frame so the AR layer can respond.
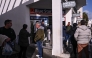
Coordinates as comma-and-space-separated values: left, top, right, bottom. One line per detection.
2, 0, 10, 14
7, 0, 15, 11
14, 0, 22, 8
0, 0, 5, 15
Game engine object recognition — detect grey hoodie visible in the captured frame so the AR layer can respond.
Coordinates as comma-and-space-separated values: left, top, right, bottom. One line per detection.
74, 25, 91, 44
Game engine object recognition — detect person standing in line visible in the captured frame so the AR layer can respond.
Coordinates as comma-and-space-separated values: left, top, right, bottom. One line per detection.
18, 24, 30, 58
41, 20, 47, 37
74, 20, 91, 58
0, 34, 10, 58
34, 22, 44, 58
32, 21, 39, 44
0, 19, 16, 42
0, 19, 16, 48
63, 23, 67, 52
65, 22, 72, 45
47, 25, 52, 46
70, 23, 77, 58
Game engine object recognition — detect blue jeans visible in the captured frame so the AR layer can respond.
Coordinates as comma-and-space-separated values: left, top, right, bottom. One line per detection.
66, 34, 71, 41
65, 34, 71, 47
37, 41, 43, 57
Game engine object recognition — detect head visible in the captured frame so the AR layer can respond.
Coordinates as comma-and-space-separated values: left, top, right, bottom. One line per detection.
4, 19, 12, 28
23, 24, 28, 29
73, 23, 77, 27
36, 22, 41, 28
42, 20, 44, 24
67, 22, 70, 26
36, 21, 39, 23
81, 20, 86, 25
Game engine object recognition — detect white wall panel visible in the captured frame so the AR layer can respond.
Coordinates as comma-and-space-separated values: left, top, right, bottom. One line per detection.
22, 0, 29, 4
7, 0, 15, 11
2, 0, 10, 14
0, 0, 5, 15
65, 8, 72, 25
0, 0, 2, 6
14, 0, 22, 8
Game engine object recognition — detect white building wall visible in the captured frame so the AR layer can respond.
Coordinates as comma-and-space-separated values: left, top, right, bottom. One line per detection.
65, 8, 72, 25
77, 7, 83, 18
0, 0, 37, 35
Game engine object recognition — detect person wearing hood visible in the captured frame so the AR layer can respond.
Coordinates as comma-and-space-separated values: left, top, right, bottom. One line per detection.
34, 22, 44, 58
0, 34, 10, 57
18, 24, 30, 58
74, 20, 91, 58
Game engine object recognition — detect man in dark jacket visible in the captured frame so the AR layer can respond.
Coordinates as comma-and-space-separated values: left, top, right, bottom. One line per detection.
70, 23, 77, 58
34, 22, 44, 58
0, 20, 16, 41
18, 24, 30, 58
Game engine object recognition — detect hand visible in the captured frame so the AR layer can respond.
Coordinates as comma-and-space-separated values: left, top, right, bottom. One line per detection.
5, 38, 10, 42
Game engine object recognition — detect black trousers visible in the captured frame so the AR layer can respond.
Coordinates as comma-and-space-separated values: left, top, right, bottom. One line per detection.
0, 47, 2, 57
18, 46, 27, 58
71, 36, 77, 57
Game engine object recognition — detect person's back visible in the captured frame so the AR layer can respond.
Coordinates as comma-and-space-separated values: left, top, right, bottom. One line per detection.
75, 25, 91, 44
74, 20, 91, 58
19, 29, 30, 47
18, 24, 30, 58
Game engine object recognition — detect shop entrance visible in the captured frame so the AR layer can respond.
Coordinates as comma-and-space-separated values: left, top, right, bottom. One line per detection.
30, 13, 52, 49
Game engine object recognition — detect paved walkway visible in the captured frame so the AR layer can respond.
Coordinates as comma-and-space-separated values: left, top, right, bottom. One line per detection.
1, 43, 92, 58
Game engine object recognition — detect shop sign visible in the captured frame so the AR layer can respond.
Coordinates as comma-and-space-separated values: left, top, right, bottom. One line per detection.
30, 16, 49, 20
63, 1, 76, 8
30, 8, 52, 14
73, 13, 80, 17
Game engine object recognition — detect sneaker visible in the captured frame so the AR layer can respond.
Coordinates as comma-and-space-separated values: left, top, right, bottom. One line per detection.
36, 55, 40, 58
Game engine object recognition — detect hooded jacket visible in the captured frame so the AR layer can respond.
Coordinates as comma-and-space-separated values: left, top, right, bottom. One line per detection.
34, 26, 44, 42
74, 25, 91, 44
0, 34, 8, 46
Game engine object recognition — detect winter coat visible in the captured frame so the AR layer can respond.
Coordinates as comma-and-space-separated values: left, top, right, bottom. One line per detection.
18, 29, 30, 47
66, 25, 73, 35
74, 25, 91, 44
34, 26, 44, 42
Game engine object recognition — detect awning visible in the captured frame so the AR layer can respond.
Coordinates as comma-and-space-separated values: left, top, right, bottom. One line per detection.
27, 0, 86, 9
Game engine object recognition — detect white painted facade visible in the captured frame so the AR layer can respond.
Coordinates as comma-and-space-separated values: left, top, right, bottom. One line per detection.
0, 0, 86, 57
88, 20, 92, 27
